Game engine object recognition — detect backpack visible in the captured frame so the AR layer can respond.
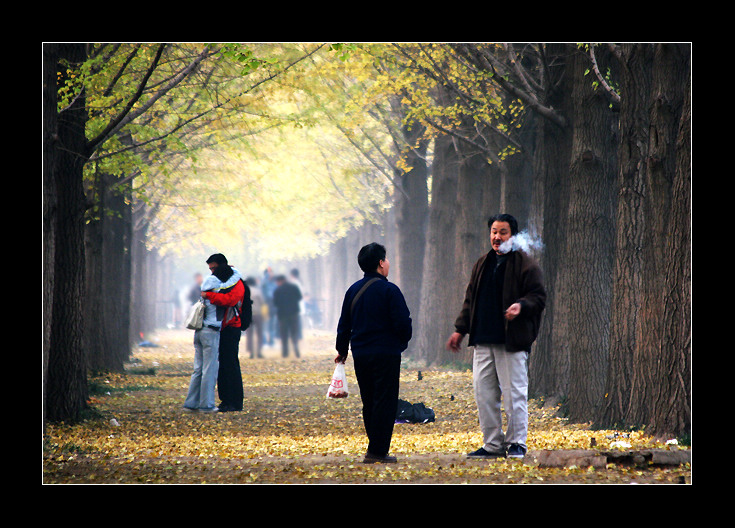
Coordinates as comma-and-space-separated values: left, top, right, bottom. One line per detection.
395, 399, 435, 424
234, 279, 253, 331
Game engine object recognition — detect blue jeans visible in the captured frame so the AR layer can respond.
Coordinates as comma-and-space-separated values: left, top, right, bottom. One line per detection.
184, 327, 220, 410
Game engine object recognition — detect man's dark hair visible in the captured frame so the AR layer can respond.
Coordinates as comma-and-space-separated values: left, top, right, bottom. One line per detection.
206, 253, 233, 282
488, 213, 518, 236
357, 242, 386, 273
206, 253, 228, 266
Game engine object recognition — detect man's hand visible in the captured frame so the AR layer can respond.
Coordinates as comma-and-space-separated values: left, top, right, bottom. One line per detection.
334, 354, 347, 364
505, 302, 521, 320
445, 332, 464, 353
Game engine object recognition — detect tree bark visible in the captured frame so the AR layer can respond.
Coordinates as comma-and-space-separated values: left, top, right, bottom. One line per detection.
528, 43, 574, 401
600, 43, 653, 428
631, 44, 691, 437
416, 133, 460, 364
43, 44, 58, 420
393, 117, 429, 353
46, 43, 90, 423
601, 43, 691, 438
563, 46, 618, 423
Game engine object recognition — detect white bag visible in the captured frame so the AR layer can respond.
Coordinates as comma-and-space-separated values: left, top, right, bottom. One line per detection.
185, 299, 205, 330
326, 363, 349, 398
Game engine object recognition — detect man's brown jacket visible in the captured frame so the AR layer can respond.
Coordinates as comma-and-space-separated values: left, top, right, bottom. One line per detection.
454, 250, 546, 352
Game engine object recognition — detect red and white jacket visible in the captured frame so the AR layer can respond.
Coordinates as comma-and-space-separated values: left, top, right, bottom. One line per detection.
204, 271, 245, 330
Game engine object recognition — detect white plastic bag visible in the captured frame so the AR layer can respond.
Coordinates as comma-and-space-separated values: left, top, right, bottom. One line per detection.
185, 299, 205, 330
326, 363, 349, 398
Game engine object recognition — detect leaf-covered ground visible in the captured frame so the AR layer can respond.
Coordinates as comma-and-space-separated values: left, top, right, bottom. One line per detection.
43, 329, 691, 484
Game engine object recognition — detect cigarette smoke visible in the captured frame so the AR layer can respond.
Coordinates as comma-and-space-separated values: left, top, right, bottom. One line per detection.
498, 230, 544, 256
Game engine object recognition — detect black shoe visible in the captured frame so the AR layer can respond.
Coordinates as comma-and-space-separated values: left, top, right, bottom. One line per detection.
217, 404, 242, 413
507, 443, 527, 459
362, 452, 398, 464
466, 447, 506, 459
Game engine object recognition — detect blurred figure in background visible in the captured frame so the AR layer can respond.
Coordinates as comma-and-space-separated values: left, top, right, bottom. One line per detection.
261, 268, 277, 347
289, 268, 304, 340
245, 277, 264, 358
273, 274, 302, 358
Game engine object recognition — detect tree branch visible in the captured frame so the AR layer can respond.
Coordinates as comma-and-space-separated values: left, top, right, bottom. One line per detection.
589, 43, 621, 106
86, 44, 167, 155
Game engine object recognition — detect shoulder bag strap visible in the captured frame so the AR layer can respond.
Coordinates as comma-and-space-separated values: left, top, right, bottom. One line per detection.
350, 277, 380, 316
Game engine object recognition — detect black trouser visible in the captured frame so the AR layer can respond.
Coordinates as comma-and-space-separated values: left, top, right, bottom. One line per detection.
217, 326, 243, 410
246, 314, 263, 358
353, 353, 401, 457
278, 314, 300, 358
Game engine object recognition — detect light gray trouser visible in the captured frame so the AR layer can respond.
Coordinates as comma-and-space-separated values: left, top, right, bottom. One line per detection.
472, 344, 529, 452
184, 327, 220, 410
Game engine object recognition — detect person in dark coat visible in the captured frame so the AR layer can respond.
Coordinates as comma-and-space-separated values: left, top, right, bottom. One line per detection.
273, 275, 303, 358
335, 242, 412, 464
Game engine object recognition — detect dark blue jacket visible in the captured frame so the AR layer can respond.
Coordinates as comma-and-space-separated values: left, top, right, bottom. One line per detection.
336, 272, 412, 358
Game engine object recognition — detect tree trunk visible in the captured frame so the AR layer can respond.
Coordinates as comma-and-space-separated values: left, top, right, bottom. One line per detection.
393, 118, 429, 354
563, 46, 619, 423
46, 43, 90, 423
600, 44, 653, 428
655, 63, 690, 438
416, 133, 460, 364
528, 44, 574, 402
601, 43, 691, 439
630, 44, 691, 437
501, 112, 536, 231
452, 130, 495, 364
103, 178, 133, 368
43, 44, 58, 420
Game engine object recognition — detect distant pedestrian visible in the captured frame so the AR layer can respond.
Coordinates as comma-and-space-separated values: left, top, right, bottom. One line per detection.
273, 274, 302, 358
261, 268, 277, 346
245, 277, 264, 358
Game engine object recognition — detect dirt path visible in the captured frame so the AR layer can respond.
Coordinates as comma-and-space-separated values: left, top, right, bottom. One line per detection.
43, 329, 691, 484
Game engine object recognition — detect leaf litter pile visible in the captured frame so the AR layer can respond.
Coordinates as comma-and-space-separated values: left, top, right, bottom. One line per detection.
44, 329, 690, 484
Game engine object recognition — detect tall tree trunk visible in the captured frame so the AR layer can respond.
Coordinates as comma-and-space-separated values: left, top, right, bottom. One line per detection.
563, 46, 619, 423
43, 44, 58, 420
655, 63, 690, 438
84, 187, 106, 371
528, 44, 574, 402
452, 130, 495, 364
104, 178, 133, 368
629, 44, 691, 437
46, 43, 90, 423
601, 44, 691, 439
393, 118, 429, 354
129, 218, 150, 343
417, 133, 460, 364
501, 112, 536, 231
600, 44, 653, 428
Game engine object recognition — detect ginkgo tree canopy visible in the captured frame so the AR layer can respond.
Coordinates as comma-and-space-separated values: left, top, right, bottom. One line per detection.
141, 51, 396, 267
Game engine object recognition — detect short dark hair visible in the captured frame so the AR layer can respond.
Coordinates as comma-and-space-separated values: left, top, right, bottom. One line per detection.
357, 242, 386, 273
488, 214, 518, 236
206, 253, 228, 266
